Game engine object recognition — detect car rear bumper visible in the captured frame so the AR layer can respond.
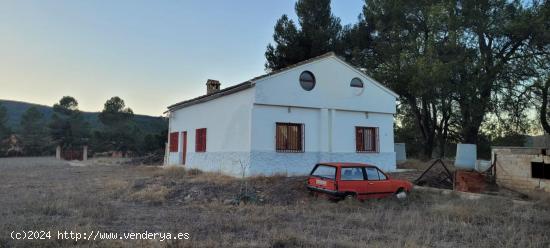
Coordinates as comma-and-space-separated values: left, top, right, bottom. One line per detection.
306, 185, 345, 197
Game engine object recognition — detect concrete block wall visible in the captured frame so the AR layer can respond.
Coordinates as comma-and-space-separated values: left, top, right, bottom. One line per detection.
494, 148, 550, 194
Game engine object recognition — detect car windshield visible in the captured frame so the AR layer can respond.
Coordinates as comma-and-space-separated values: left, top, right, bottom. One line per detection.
311, 165, 336, 179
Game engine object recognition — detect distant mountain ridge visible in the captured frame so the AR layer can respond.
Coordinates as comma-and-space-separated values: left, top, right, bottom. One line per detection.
0, 99, 166, 134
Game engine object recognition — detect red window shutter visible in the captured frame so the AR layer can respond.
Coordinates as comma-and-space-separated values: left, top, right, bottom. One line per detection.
375, 127, 380, 153
169, 132, 179, 152
202, 128, 207, 152
195, 128, 207, 152
356, 127, 364, 152
195, 129, 200, 152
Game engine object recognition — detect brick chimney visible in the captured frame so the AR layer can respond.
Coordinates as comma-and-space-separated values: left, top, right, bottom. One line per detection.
206, 79, 221, 94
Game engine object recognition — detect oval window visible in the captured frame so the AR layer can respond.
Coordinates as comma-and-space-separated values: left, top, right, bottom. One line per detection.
350, 77, 364, 95
299, 71, 316, 91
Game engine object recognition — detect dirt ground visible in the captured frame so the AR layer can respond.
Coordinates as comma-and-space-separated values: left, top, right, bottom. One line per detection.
0, 157, 549, 248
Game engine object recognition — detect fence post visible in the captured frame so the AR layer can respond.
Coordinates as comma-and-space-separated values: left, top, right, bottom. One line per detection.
56, 146, 61, 159
83, 146, 88, 161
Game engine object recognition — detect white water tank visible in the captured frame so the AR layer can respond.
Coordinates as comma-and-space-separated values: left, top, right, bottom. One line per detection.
395, 143, 406, 162
455, 143, 477, 169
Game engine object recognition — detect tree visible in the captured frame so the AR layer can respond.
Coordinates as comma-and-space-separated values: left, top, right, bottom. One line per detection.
20, 107, 49, 155
262, 0, 544, 158
97, 97, 136, 154
339, 17, 375, 69
530, 0, 550, 134
138, 117, 167, 155
0, 103, 10, 140
265, 0, 342, 70
344, 0, 542, 158
0, 103, 11, 156
455, 0, 538, 143
49, 96, 90, 149
142, 129, 167, 153
98, 97, 134, 126
538, 78, 550, 134
354, 0, 463, 158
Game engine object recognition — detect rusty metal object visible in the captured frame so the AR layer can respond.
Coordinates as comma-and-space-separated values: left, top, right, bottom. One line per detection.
414, 159, 454, 189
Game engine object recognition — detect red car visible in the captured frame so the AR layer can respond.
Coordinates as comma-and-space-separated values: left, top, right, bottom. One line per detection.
307, 163, 413, 200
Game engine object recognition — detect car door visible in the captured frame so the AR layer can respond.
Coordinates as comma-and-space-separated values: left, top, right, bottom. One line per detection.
338, 167, 368, 198
364, 167, 394, 198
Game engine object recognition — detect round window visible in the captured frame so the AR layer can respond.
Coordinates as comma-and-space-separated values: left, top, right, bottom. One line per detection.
350, 77, 364, 95
299, 71, 316, 91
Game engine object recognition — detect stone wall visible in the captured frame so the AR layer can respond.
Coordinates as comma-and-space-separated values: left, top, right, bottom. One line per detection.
493, 148, 550, 194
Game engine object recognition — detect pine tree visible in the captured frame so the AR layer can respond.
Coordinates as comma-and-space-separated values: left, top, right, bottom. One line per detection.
20, 107, 48, 155
97, 97, 136, 154
49, 96, 90, 149
295, 0, 341, 56
0, 103, 10, 140
265, 0, 342, 70
0, 103, 11, 156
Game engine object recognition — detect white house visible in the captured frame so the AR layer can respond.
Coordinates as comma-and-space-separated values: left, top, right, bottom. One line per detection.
165, 52, 398, 176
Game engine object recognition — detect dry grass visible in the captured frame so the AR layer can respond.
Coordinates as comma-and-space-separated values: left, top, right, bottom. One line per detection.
528, 190, 550, 208
153, 166, 187, 179
0, 157, 549, 247
103, 179, 130, 197
129, 184, 170, 205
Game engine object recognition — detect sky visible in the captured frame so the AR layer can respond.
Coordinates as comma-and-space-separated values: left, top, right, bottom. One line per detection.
0, 0, 364, 116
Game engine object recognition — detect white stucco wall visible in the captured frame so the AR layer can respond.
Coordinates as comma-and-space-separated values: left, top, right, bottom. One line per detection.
331, 110, 394, 153
249, 105, 396, 176
166, 55, 397, 176
254, 56, 397, 114
251, 105, 321, 152
167, 88, 254, 175
247, 56, 397, 175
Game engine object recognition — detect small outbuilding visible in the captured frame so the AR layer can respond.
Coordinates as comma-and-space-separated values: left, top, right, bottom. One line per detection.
493, 147, 550, 194
165, 52, 398, 176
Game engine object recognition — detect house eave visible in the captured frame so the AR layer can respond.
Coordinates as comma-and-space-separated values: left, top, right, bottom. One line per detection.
166, 81, 254, 113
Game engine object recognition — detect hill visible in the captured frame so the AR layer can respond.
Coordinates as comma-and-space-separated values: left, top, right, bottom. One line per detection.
0, 99, 166, 134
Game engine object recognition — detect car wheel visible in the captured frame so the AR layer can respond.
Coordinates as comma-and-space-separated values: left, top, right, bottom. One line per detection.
343, 194, 356, 201
395, 189, 407, 200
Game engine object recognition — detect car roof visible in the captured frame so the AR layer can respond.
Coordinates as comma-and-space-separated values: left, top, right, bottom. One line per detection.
317, 162, 377, 168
